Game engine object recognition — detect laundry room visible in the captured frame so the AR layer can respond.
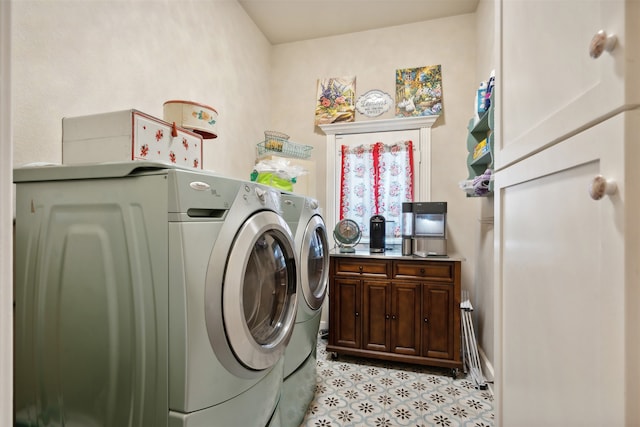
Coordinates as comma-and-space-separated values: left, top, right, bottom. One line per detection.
3, 0, 640, 426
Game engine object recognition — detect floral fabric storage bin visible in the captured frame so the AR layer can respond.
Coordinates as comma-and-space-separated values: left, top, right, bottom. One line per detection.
62, 109, 203, 169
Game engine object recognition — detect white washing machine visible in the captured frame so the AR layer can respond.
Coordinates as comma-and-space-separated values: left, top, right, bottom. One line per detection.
278, 193, 329, 427
13, 162, 299, 427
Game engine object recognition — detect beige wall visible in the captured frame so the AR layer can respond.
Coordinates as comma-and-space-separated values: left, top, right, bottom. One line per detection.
472, 0, 496, 378
9, 0, 493, 402
12, 0, 271, 179
270, 12, 482, 339
1, 1, 12, 425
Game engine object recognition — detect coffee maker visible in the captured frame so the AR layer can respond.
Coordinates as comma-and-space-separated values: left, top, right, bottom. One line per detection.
369, 215, 385, 253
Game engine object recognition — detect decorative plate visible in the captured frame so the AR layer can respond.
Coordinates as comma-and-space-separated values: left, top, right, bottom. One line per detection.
355, 90, 393, 117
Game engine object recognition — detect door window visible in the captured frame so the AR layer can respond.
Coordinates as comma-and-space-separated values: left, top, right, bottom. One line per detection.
302, 216, 329, 309
222, 210, 297, 371
243, 232, 291, 345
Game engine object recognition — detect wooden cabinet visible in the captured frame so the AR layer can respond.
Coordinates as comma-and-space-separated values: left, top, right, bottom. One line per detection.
495, 0, 640, 423
328, 255, 462, 373
497, 0, 640, 168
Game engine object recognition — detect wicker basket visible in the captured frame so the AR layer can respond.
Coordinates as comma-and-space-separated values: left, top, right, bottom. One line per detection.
257, 139, 312, 160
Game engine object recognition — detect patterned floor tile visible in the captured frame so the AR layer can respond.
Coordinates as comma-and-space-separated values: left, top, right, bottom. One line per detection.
299, 338, 494, 427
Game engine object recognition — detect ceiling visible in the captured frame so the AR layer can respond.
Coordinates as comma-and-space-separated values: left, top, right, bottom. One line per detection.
238, 0, 480, 45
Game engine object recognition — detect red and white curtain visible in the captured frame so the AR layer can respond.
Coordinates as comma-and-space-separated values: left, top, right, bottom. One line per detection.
339, 140, 414, 238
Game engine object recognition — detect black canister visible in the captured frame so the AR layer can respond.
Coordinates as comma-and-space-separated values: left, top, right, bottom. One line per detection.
369, 215, 385, 253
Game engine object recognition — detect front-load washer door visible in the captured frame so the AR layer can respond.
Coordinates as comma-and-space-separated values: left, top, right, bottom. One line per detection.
300, 215, 329, 310
223, 210, 298, 371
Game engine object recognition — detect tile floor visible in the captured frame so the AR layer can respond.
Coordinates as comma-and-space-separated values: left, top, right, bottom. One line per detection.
299, 337, 494, 427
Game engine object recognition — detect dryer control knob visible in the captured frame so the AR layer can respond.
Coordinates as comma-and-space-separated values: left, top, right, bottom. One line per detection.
308, 199, 319, 210
255, 187, 266, 201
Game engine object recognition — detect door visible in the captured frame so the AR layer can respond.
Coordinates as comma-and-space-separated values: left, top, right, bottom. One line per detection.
497, 0, 639, 167
390, 282, 421, 356
421, 283, 453, 360
223, 210, 298, 371
363, 280, 390, 352
300, 214, 329, 310
494, 112, 629, 425
329, 278, 361, 349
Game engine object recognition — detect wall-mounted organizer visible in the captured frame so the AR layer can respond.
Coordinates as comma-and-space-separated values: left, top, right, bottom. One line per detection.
461, 91, 494, 197
256, 130, 313, 160
253, 130, 317, 197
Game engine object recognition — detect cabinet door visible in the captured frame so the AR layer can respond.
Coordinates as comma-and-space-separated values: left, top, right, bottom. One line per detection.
497, 0, 640, 167
329, 278, 361, 349
362, 280, 390, 352
421, 283, 454, 360
494, 112, 630, 425
390, 282, 421, 356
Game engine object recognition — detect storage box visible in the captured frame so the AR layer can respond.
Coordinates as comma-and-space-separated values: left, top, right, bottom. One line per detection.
62, 109, 203, 169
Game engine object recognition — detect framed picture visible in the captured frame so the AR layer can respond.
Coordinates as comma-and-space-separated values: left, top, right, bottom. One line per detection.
395, 65, 443, 117
315, 76, 356, 125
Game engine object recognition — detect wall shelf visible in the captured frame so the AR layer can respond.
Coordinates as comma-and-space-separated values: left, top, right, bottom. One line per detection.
463, 91, 494, 197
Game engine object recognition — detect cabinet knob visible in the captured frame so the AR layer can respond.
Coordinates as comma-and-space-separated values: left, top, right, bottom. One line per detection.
392, 314, 397, 320
420, 268, 425, 275
385, 314, 390, 319
358, 265, 363, 273
589, 175, 617, 200
589, 30, 617, 59
424, 318, 428, 323
355, 312, 359, 317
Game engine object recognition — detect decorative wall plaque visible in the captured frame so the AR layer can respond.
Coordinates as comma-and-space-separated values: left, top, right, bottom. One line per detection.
355, 90, 393, 117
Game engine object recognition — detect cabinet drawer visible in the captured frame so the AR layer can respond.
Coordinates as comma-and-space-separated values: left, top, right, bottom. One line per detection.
333, 258, 391, 277
393, 261, 454, 282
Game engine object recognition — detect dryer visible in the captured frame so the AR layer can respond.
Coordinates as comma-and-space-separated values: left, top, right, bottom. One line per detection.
279, 193, 329, 427
13, 162, 298, 427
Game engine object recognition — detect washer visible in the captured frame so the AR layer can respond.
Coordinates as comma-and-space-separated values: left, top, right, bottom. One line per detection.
279, 193, 329, 427
13, 162, 298, 427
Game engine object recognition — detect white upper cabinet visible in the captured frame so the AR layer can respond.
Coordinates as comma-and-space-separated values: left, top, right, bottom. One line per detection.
496, 0, 640, 168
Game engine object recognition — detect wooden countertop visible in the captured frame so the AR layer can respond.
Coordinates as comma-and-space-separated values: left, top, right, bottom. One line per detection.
329, 247, 465, 262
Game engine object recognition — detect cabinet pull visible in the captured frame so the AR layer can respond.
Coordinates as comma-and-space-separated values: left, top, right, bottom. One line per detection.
589, 30, 617, 59
392, 315, 397, 320
424, 318, 428, 323
358, 265, 363, 273
420, 268, 425, 275
589, 175, 617, 200
355, 312, 359, 317
385, 314, 390, 319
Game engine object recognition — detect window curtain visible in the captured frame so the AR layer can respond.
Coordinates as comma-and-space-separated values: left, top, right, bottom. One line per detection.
340, 140, 414, 238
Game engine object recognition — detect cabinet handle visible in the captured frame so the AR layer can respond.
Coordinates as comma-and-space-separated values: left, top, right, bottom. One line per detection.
355, 312, 359, 317
392, 315, 397, 320
589, 175, 617, 200
358, 265, 363, 273
424, 318, 428, 323
385, 314, 390, 319
589, 30, 617, 59
420, 268, 425, 275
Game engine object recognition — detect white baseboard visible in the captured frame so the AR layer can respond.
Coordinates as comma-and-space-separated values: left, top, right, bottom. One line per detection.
319, 320, 328, 332
478, 346, 495, 394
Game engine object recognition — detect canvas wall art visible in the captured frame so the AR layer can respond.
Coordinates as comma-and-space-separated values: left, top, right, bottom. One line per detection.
315, 76, 356, 125
395, 65, 443, 117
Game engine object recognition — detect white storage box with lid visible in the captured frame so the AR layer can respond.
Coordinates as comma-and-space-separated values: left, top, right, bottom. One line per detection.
62, 109, 204, 169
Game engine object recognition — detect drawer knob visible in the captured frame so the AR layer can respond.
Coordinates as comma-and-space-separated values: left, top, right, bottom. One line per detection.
424, 317, 428, 323
392, 315, 397, 320
589, 30, 617, 59
385, 314, 390, 319
358, 265, 363, 273
589, 175, 617, 200
420, 268, 425, 275
355, 312, 359, 317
